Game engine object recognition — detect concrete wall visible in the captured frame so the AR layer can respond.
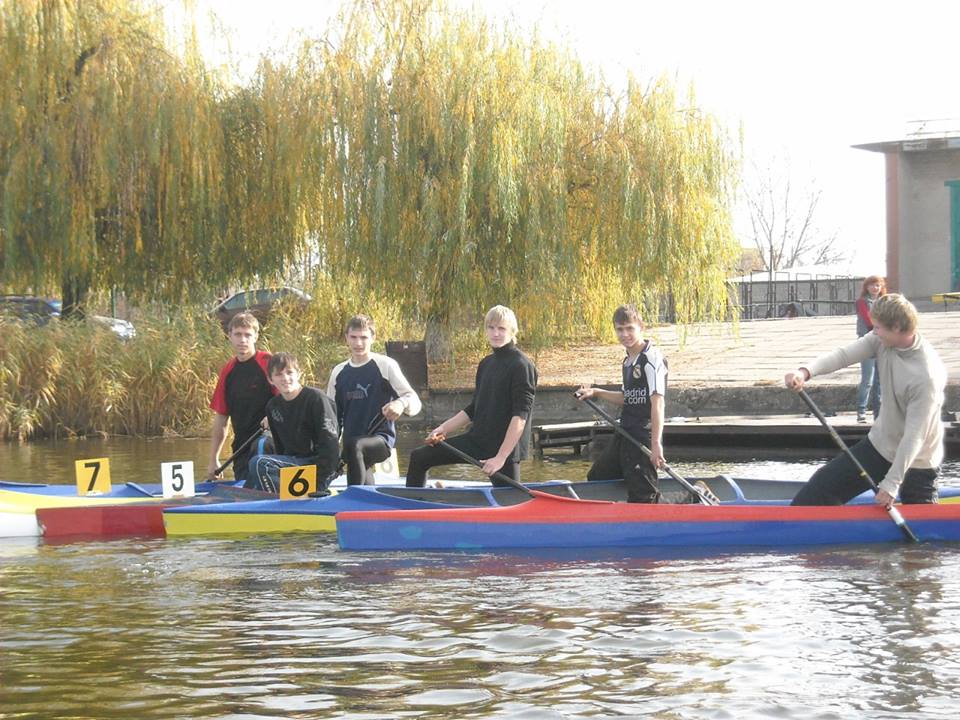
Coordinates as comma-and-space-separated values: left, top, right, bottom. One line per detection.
411, 385, 960, 428
897, 149, 960, 297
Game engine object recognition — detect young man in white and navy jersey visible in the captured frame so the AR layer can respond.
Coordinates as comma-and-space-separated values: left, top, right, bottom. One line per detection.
575, 304, 668, 502
327, 315, 422, 485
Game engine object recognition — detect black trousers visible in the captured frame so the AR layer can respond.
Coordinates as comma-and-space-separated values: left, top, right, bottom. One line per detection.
342, 435, 391, 486
231, 446, 253, 484
587, 433, 659, 503
405, 434, 520, 488
791, 438, 939, 506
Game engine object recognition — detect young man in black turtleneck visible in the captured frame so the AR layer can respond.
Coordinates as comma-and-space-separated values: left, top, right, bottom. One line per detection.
405, 305, 538, 487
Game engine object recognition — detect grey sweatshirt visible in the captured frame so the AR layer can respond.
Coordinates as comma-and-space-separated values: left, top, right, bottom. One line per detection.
804, 332, 946, 495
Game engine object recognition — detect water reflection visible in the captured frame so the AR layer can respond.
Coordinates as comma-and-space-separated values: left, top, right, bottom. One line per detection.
3, 436, 960, 718
2, 532, 960, 718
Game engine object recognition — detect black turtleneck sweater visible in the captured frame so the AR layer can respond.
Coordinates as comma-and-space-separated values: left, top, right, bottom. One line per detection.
462, 342, 538, 460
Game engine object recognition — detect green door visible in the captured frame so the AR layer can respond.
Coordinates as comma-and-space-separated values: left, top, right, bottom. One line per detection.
947, 180, 960, 291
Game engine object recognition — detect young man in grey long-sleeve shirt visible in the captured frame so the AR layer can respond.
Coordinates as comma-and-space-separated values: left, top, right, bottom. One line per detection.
783, 293, 946, 507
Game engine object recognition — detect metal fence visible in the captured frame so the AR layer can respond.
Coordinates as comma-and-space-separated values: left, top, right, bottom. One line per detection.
732, 272, 863, 320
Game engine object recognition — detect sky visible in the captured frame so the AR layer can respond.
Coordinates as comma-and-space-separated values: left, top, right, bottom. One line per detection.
192, 0, 960, 275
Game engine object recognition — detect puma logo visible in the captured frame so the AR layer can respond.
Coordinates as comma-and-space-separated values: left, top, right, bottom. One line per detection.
346, 383, 372, 401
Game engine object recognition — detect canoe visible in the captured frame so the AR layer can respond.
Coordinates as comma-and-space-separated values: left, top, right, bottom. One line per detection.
163, 476, 763, 536
336, 492, 960, 551
0, 478, 242, 499
1, 502, 43, 538
0, 480, 248, 539
0, 469, 393, 540
0, 469, 396, 540
35, 486, 272, 540
163, 476, 960, 537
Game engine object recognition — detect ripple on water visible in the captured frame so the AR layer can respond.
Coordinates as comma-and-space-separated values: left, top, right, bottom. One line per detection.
4, 455, 960, 718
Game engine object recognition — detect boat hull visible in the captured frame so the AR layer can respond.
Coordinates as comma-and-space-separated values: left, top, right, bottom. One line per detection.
163, 477, 960, 537
336, 492, 960, 551
162, 486, 466, 536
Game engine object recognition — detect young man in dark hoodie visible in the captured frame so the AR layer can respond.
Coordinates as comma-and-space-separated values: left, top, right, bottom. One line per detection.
248, 352, 340, 494
405, 305, 538, 488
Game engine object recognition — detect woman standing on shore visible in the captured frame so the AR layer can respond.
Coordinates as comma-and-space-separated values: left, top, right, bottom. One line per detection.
855, 275, 886, 422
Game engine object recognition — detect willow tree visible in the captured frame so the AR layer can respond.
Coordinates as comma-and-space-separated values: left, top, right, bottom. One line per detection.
294, 0, 739, 355
0, 0, 221, 310
1, 0, 739, 348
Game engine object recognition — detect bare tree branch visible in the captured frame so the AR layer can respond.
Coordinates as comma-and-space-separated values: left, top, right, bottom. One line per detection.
743, 156, 843, 272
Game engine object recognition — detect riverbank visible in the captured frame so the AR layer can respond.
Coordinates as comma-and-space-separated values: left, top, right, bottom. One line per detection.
2, 309, 956, 440
425, 311, 960, 424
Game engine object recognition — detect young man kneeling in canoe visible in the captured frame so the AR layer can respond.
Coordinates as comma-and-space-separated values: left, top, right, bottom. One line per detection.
206, 312, 276, 485
327, 314, 422, 485
405, 305, 538, 488
248, 353, 340, 494
784, 293, 946, 507
575, 303, 669, 503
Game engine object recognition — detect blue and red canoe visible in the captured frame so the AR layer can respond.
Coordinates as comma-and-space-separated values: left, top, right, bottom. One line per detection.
335, 491, 960, 551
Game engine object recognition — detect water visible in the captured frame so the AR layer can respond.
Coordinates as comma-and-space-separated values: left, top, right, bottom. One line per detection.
2, 435, 960, 718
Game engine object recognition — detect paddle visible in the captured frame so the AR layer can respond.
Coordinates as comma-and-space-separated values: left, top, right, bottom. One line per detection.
576, 393, 718, 506
796, 388, 919, 543
212, 427, 265, 479
427, 434, 534, 498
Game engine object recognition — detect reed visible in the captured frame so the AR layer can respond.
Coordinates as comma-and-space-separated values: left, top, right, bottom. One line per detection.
0, 314, 229, 440
0, 275, 625, 441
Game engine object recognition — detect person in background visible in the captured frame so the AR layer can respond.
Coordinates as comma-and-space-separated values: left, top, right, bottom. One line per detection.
248, 353, 339, 494
405, 305, 537, 488
855, 274, 886, 423
206, 312, 275, 485
785, 294, 945, 507
327, 314, 422, 485
575, 303, 668, 503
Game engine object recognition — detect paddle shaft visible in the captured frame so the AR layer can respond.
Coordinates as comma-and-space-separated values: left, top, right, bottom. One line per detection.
797, 388, 919, 543
579, 394, 718, 506
435, 439, 534, 497
214, 427, 265, 477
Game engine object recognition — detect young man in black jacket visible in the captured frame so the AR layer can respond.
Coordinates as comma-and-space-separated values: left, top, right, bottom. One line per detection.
248, 353, 339, 494
405, 305, 538, 487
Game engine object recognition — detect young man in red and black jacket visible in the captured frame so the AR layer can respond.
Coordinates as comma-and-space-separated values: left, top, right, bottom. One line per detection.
206, 312, 276, 485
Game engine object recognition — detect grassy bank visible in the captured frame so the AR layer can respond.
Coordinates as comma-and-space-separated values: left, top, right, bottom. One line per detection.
2, 269, 624, 441
0, 310, 351, 441
0, 296, 539, 441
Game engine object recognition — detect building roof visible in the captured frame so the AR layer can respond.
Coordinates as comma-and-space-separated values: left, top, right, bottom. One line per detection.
854, 119, 960, 153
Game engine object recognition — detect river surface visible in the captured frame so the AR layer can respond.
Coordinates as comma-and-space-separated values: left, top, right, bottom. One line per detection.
2, 434, 960, 719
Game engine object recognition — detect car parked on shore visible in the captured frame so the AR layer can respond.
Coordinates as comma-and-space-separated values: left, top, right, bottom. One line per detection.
1, 295, 136, 340
211, 287, 312, 329
0, 295, 61, 325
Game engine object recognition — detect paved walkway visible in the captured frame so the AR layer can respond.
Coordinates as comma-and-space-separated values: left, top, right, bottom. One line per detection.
597, 310, 960, 389
425, 308, 959, 420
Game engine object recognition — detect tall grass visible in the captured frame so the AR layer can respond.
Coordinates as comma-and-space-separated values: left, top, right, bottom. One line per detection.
0, 313, 232, 440
0, 275, 617, 441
